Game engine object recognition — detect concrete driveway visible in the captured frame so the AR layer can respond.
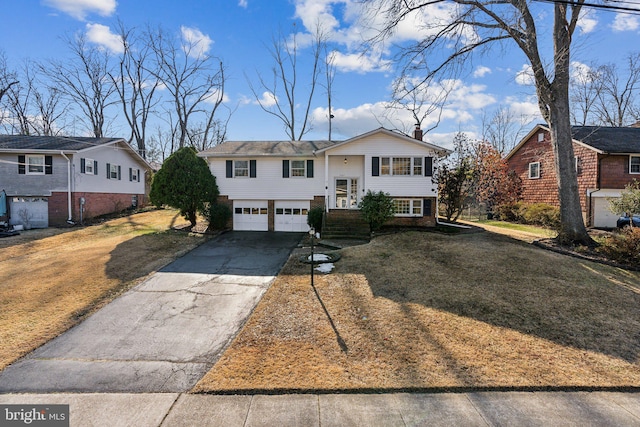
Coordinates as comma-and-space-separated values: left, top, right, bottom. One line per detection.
0, 231, 302, 393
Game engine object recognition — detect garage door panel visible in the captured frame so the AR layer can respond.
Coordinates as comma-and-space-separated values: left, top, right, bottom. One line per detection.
233, 200, 268, 231
275, 201, 310, 232
9, 197, 49, 228
593, 197, 621, 228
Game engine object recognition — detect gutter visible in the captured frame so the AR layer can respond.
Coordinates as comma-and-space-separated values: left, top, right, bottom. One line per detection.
60, 151, 74, 223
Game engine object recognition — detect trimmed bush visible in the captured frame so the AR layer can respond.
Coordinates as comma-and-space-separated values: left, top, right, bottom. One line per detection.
307, 206, 324, 231
359, 190, 394, 231
495, 202, 560, 229
206, 203, 232, 230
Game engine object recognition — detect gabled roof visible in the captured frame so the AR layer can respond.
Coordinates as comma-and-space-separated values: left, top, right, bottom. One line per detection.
199, 140, 339, 157
506, 124, 640, 160
0, 134, 152, 169
198, 127, 451, 158
317, 127, 452, 155
0, 135, 124, 152
570, 126, 640, 153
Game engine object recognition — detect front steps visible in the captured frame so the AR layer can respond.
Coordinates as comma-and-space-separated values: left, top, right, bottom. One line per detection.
321, 209, 371, 240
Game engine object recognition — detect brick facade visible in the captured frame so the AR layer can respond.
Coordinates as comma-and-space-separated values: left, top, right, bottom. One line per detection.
49, 192, 146, 226
507, 126, 640, 226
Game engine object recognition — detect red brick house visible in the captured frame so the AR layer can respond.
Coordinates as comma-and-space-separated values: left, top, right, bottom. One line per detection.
505, 124, 640, 228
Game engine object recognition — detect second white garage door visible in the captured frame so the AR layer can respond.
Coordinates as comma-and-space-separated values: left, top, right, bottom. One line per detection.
592, 193, 622, 228
275, 201, 310, 232
233, 200, 268, 231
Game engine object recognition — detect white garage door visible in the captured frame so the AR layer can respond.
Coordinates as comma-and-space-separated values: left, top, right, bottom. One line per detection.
275, 201, 310, 232
9, 197, 49, 228
233, 200, 268, 231
593, 195, 622, 228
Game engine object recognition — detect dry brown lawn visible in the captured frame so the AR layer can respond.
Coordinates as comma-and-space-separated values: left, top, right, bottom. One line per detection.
194, 230, 640, 392
0, 209, 209, 370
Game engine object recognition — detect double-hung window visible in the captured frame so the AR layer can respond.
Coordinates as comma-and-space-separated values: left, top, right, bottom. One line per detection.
393, 199, 422, 217
528, 162, 540, 179
234, 160, 249, 177
107, 163, 121, 180
85, 158, 94, 174
27, 155, 45, 175
630, 156, 640, 174
291, 160, 306, 177
379, 157, 424, 176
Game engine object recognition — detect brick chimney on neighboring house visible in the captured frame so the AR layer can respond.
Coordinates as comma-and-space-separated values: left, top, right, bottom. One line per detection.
413, 123, 423, 141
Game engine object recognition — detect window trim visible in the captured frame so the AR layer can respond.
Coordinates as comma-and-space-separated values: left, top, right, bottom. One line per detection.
393, 198, 423, 217
528, 161, 541, 179
290, 159, 306, 177
379, 157, 425, 177
26, 155, 45, 175
630, 155, 640, 174
234, 160, 249, 178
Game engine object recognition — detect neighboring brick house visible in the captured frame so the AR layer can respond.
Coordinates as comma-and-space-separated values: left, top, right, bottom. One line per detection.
0, 135, 151, 228
198, 127, 450, 232
505, 124, 640, 228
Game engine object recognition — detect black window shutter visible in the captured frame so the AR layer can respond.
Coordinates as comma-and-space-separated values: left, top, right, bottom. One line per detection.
107, 163, 111, 179
137, 169, 140, 181
81, 158, 86, 173
250, 160, 257, 178
94, 160, 98, 175
424, 157, 433, 177
129, 167, 133, 181
226, 160, 233, 178
423, 199, 432, 217
372, 157, 380, 176
306, 160, 314, 178
45, 156, 53, 175
282, 160, 290, 178
118, 165, 121, 180
18, 155, 25, 174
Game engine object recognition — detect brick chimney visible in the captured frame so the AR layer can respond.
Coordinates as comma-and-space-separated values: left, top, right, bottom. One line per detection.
413, 124, 423, 141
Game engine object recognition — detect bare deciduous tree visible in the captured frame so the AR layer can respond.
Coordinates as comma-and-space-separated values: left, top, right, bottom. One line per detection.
366, 0, 592, 244
248, 29, 323, 140
592, 53, 640, 127
0, 51, 18, 105
110, 22, 160, 157
41, 34, 117, 137
146, 26, 227, 149
481, 106, 527, 154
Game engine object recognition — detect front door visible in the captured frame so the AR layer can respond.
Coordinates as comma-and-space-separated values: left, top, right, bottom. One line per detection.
335, 178, 358, 209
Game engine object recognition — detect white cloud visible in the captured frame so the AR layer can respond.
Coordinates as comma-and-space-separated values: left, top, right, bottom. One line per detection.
255, 91, 278, 107
331, 51, 391, 73
577, 9, 598, 34
515, 64, 535, 86
85, 23, 123, 54
43, 0, 116, 20
570, 61, 593, 84
181, 26, 213, 58
238, 0, 248, 8
204, 89, 230, 105
473, 66, 491, 78
504, 96, 542, 124
612, 14, 639, 32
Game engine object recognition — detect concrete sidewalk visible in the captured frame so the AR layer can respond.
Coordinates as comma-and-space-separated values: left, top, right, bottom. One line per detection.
1, 391, 639, 426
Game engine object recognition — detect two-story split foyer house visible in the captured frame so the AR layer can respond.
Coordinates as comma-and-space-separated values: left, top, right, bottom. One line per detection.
506, 124, 640, 228
0, 135, 151, 228
198, 127, 451, 232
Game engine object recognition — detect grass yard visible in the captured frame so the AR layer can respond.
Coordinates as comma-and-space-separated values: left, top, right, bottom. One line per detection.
194, 230, 640, 393
0, 209, 209, 371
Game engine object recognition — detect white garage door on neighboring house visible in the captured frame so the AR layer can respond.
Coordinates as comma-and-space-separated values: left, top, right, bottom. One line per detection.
233, 200, 268, 231
9, 197, 49, 229
592, 191, 622, 228
275, 201, 310, 232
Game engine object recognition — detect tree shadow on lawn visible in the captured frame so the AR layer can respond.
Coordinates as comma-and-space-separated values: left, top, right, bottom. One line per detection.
346, 230, 640, 364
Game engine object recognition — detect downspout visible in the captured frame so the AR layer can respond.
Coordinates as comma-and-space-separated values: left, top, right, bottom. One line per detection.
60, 151, 73, 223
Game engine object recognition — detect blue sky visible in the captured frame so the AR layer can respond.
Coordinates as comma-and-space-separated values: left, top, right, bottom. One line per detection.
2, 0, 640, 149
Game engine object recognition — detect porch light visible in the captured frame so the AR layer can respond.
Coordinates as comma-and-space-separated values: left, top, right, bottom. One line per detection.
344, 157, 347, 164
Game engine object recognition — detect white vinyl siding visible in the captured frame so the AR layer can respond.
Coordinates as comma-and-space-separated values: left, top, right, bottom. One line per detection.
211, 157, 325, 200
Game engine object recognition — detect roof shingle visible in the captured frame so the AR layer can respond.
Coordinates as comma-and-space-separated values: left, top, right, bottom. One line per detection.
0, 135, 123, 151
